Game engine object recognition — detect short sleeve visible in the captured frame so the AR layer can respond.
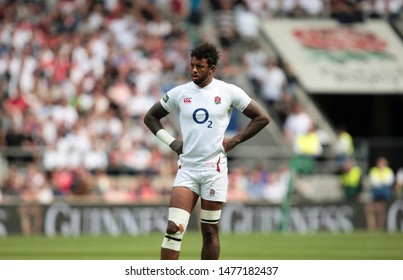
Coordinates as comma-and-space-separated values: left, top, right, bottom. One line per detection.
230, 84, 252, 112
160, 90, 177, 113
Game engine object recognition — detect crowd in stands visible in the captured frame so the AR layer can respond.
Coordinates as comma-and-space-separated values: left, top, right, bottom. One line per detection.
0, 0, 198, 203
0, 0, 402, 205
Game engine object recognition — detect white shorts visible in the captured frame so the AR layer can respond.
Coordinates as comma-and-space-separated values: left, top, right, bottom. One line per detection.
173, 168, 228, 202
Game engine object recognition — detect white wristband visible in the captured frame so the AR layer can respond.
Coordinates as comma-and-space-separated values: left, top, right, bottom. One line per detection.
156, 129, 176, 146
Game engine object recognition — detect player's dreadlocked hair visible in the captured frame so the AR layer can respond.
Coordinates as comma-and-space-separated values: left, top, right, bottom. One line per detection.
190, 42, 221, 67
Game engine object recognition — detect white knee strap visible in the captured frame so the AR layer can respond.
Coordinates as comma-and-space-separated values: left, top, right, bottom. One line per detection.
161, 207, 190, 251
200, 209, 222, 224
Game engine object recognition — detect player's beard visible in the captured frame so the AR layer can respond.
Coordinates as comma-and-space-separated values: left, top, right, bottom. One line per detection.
192, 72, 209, 87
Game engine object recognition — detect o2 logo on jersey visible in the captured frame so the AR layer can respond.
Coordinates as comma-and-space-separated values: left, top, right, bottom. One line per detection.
192, 108, 212, 128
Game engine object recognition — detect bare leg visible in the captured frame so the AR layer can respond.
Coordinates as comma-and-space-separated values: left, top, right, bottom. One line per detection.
201, 222, 220, 259
200, 199, 223, 260
161, 187, 199, 260
374, 202, 386, 230
365, 203, 376, 231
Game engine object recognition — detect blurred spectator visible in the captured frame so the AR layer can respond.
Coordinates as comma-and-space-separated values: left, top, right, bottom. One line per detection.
34, 173, 56, 204
283, 101, 313, 144
247, 164, 269, 201
136, 173, 160, 202
104, 180, 135, 204
330, 0, 365, 24
283, 63, 298, 98
227, 182, 250, 202
215, 46, 241, 83
5, 121, 37, 164
5, 86, 29, 114
51, 97, 79, 130
93, 168, 113, 196
83, 140, 109, 172
369, 157, 394, 200
335, 124, 355, 168
362, 0, 403, 21
125, 83, 159, 120
20, 163, 46, 200
1, 164, 23, 197
275, 92, 295, 125
300, 0, 326, 17
70, 166, 95, 196
244, 0, 279, 18
227, 166, 250, 202
145, 9, 173, 38
242, 41, 269, 97
188, 0, 204, 25
289, 123, 323, 174
45, 170, 64, 200
258, 57, 287, 124
263, 164, 290, 204
315, 123, 332, 148
212, 0, 238, 52
234, 1, 261, 43
162, 29, 192, 76
283, 0, 325, 18
52, 168, 74, 195
106, 74, 132, 109
365, 157, 395, 231
339, 158, 362, 202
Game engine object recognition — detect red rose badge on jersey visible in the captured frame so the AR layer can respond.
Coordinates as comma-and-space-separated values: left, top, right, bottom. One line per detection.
214, 96, 221, 105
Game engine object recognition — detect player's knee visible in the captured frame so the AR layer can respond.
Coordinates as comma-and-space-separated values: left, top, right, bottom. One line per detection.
166, 220, 179, 234
200, 209, 221, 242
165, 208, 190, 235
201, 222, 219, 240
161, 208, 190, 251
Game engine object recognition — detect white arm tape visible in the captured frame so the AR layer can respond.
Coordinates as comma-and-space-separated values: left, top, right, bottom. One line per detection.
156, 129, 176, 146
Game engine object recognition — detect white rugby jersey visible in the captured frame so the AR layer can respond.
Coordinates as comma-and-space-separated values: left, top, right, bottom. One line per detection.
160, 78, 251, 170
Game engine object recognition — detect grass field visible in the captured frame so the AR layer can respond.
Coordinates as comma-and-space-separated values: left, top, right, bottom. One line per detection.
1, 231, 402, 260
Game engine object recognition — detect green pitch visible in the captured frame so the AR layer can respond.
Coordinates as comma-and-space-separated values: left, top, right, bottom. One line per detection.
0, 232, 402, 260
